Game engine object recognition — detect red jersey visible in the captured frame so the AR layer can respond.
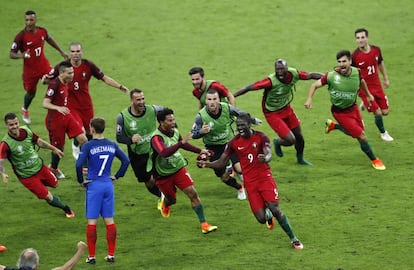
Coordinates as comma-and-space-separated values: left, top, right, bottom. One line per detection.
192, 81, 230, 104
225, 130, 271, 182
10, 27, 52, 77
51, 59, 105, 110
352, 45, 384, 90
45, 77, 69, 119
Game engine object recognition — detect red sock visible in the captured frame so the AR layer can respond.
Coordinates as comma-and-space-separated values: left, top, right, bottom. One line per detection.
106, 223, 117, 256
86, 224, 97, 257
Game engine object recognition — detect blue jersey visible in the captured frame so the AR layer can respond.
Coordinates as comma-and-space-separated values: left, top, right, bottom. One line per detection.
76, 138, 129, 183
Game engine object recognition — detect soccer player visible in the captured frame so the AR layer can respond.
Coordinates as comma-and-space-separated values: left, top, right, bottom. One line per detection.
192, 90, 261, 200
198, 113, 303, 250
234, 58, 323, 165
42, 62, 88, 179
47, 42, 130, 159
188, 66, 236, 109
0, 246, 5, 252
76, 117, 129, 265
0, 113, 75, 218
149, 108, 218, 234
352, 28, 393, 141
9, 10, 68, 124
304, 50, 386, 170
116, 89, 164, 208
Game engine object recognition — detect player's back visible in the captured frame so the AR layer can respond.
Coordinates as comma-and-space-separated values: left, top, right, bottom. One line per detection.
83, 138, 118, 182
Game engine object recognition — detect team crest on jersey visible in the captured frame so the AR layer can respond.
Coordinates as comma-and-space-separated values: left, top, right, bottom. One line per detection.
47, 88, 55, 96
82, 71, 87, 79
334, 74, 341, 83
16, 145, 24, 155
208, 121, 214, 128
129, 121, 137, 131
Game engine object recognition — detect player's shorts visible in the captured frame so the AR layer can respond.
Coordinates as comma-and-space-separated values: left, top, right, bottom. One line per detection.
85, 180, 114, 219
331, 104, 364, 138
206, 144, 239, 177
71, 108, 94, 134
245, 171, 279, 213
127, 150, 151, 182
155, 167, 194, 202
359, 88, 389, 112
263, 104, 300, 138
45, 113, 85, 148
19, 165, 58, 199
22, 65, 52, 94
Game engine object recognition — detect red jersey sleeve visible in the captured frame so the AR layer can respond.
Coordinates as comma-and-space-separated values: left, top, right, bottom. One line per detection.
0, 142, 10, 159
209, 81, 230, 97
252, 77, 273, 90
320, 73, 329, 85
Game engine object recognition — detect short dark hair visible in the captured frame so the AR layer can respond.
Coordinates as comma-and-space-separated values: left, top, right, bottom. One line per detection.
237, 112, 252, 123
4, 112, 17, 123
355, 28, 368, 37
336, 50, 351, 60
58, 61, 72, 73
188, 67, 204, 77
90, 117, 105, 133
130, 88, 143, 99
275, 58, 287, 67
157, 107, 174, 123
25, 10, 36, 16
206, 89, 219, 96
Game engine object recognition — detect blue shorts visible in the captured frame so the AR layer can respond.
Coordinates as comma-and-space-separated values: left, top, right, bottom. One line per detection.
85, 180, 114, 219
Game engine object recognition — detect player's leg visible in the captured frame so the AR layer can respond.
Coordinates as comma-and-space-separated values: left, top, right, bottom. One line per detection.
102, 185, 116, 263
291, 126, 312, 166
178, 168, 217, 234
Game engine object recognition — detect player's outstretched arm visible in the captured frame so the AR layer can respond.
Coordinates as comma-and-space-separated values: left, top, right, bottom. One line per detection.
51, 241, 87, 270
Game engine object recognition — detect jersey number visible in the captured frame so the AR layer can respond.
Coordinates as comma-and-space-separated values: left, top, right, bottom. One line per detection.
367, 65, 376, 75
34, 47, 41, 57
73, 82, 80, 90
247, 153, 254, 163
98, 155, 109, 176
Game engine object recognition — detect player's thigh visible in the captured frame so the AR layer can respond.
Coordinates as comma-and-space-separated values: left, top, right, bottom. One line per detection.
66, 114, 85, 139
39, 165, 58, 188
129, 152, 151, 182
86, 184, 106, 219
20, 175, 49, 199
101, 185, 115, 218
264, 112, 291, 138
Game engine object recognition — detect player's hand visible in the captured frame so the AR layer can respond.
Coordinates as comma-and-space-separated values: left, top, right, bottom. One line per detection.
383, 79, 390, 88
201, 123, 211, 134
181, 133, 192, 144
110, 176, 118, 183
23, 49, 30, 59
61, 51, 69, 60
197, 160, 207, 168
53, 148, 64, 159
304, 99, 312, 109
131, 134, 141, 143
57, 106, 70, 115
41, 73, 53, 84
77, 241, 88, 251
257, 154, 266, 163
1, 173, 9, 184
253, 118, 262, 125
81, 179, 92, 187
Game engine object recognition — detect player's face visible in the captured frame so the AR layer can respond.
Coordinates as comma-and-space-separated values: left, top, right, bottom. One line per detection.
131, 92, 145, 112
24, 15, 37, 31
275, 62, 288, 80
355, 32, 368, 49
160, 114, 176, 132
60, 67, 74, 83
236, 118, 251, 138
6, 118, 20, 137
205, 93, 220, 114
191, 73, 203, 89
70, 45, 83, 62
337, 56, 352, 75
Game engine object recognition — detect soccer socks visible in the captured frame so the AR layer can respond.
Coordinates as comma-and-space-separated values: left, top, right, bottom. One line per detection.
360, 141, 376, 160
192, 204, 206, 223
87, 224, 97, 258
51, 152, 61, 169
106, 224, 117, 257
375, 115, 386, 133
147, 184, 162, 198
277, 213, 297, 241
23, 93, 34, 110
223, 176, 242, 190
47, 194, 68, 212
